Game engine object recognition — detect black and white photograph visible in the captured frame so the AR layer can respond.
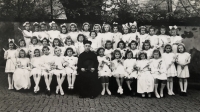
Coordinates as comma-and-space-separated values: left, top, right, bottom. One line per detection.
0, 0, 200, 111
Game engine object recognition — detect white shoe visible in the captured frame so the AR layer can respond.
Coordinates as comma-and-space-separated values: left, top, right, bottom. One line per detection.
155, 93, 160, 98
101, 89, 105, 95
117, 88, 120, 93
148, 93, 151, 98
106, 89, 111, 95
171, 91, 175, 95
160, 93, 163, 98
119, 87, 123, 94
56, 86, 59, 94
168, 91, 172, 95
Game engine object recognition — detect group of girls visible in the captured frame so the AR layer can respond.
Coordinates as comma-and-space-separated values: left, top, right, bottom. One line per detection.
4, 21, 191, 98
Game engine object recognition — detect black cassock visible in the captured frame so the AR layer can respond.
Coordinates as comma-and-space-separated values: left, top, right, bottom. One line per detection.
76, 51, 101, 97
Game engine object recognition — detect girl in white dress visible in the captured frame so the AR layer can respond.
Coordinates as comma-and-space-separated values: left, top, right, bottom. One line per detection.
81, 22, 90, 39
30, 49, 42, 93
176, 43, 191, 96
75, 34, 86, 56
136, 52, 154, 98
47, 21, 60, 44
111, 50, 127, 95
64, 36, 77, 56
102, 24, 114, 47
68, 23, 79, 43
163, 44, 177, 95
38, 22, 49, 41
51, 47, 66, 95
40, 46, 54, 96
158, 25, 171, 53
128, 40, 140, 59
116, 41, 127, 59
142, 40, 154, 60
63, 47, 78, 90
59, 23, 69, 44
122, 23, 131, 47
17, 39, 29, 58
146, 26, 160, 49
97, 47, 112, 95
13, 49, 31, 90
93, 24, 103, 47
104, 40, 114, 60
138, 26, 148, 50
4, 40, 17, 89
18, 22, 32, 47
169, 25, 183, 53
32, 22, 40, 39
29, 36, 41, 58
52, 38, 65, 56
123, 51, 137, 91
88, 31, 101, 52
150, 50, 167, 98
112, 23, 122, 49
129, 22, 140, 44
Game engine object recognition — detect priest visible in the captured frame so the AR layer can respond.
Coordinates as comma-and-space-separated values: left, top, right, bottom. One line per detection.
77, 40, 101, 99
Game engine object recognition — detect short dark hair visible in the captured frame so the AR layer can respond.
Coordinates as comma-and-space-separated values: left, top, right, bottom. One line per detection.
112, 49, 122, 60
34, 49, 41, 56
96, 47, 105, 56
41, 38, 50, 45
60, 26, 68, 34
128, 40, 138, 48
89, 30, 97, 37
124, 50, 133, 59
164, 44, 172, 53
18, 49, 26, 58
18, 39, 26, 47
177, 44, 186, 53
52, 38, 62, 47
105, 40, 113, 49
152, 49, 161, 58
142, 40, 151, 50
31, 36, 38, 44
117, 41, 126, 48
138, 52, 147, 60
42, 46, 50, 52
77, 34, 86, 42
64, 47, 75, 56
8, 41, 16, 49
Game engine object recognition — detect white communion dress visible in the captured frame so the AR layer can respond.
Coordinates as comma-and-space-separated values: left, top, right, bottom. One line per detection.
98, 56, 112, 77
13, 58, 31, 90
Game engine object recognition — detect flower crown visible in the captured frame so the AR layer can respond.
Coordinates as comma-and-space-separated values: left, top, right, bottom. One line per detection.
129, 21, 137, 27
23, 22, 30, 26
60, 23, 67, 27
169, 25, 178, 30
122, 23, 129, 29
33, 22, 39, 26
49, 21, 56, 27
8, 38, 14, 43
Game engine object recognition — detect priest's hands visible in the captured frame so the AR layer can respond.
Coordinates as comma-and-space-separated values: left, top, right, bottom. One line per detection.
91, 68, 95, 72
81, 68, 85, 72
81, 68, 95, 72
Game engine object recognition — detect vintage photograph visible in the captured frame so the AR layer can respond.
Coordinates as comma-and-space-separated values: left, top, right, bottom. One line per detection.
0, 0, 200, 111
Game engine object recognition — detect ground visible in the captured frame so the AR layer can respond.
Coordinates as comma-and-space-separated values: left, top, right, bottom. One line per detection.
0, 70, 200, 112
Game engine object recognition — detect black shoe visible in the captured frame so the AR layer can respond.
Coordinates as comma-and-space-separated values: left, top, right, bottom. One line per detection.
179, 92, 184, 96
45, 89, 48, 94
90, 96, 95, 99
47, 90, 51, 96
183, 92, 187, 96
131, 92, 136, 97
